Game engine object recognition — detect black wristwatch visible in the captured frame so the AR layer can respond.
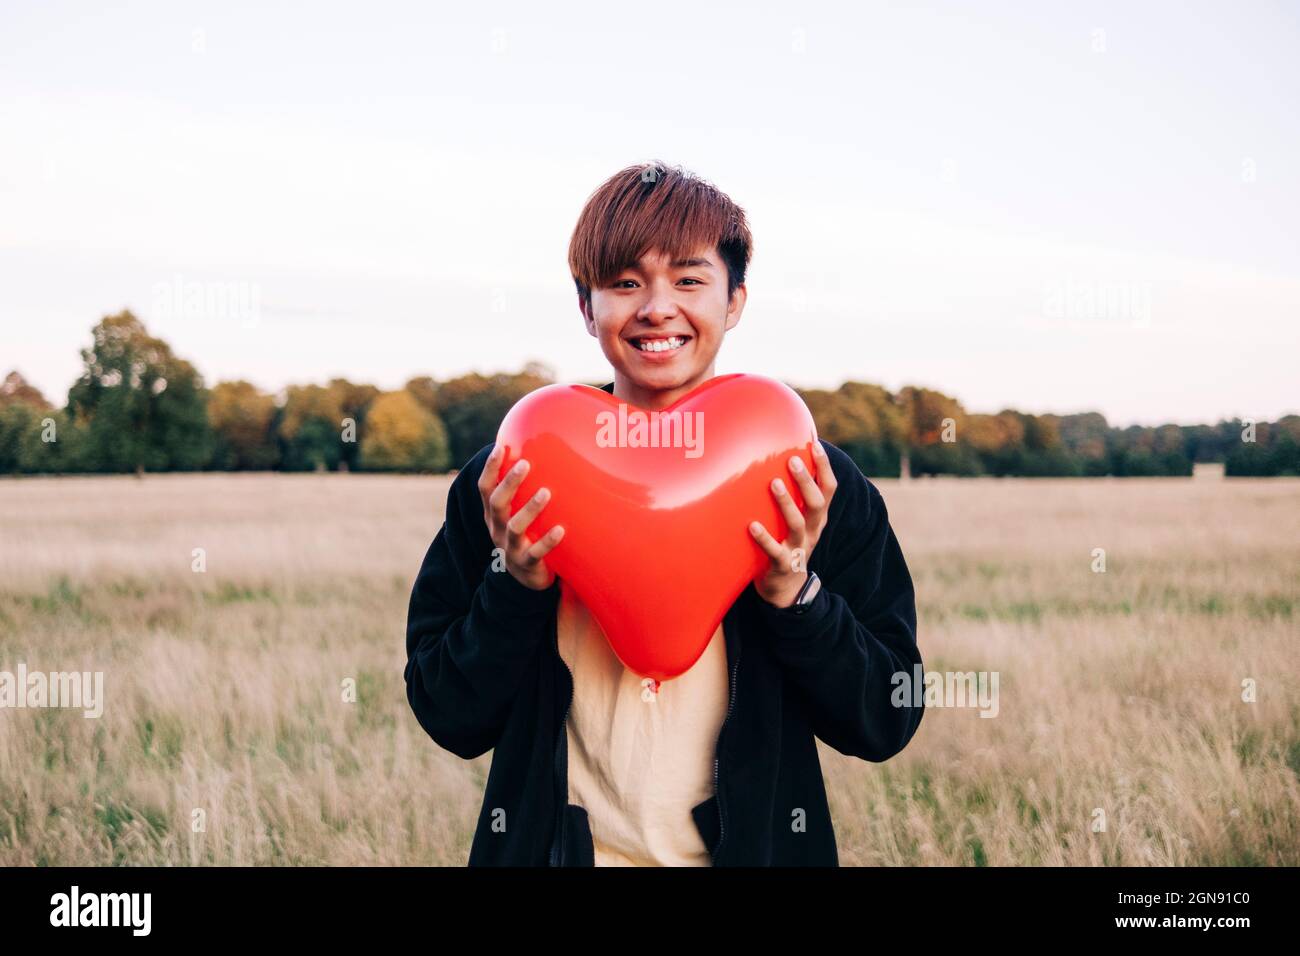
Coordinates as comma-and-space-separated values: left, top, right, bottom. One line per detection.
786, 571, 821, 615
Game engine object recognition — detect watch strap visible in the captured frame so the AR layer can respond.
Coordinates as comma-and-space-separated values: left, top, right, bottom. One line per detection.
789, 571, 820, 613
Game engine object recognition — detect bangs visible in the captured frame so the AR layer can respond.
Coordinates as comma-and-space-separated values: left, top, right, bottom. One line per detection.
568, 161, 752, 300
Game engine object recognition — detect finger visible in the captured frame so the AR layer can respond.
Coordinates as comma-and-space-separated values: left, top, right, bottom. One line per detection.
506, 486, 550, 537
748, 520, 788, 564
478, 445, 504, 519
787, 454, 826, 511
478, 443, 504, 496
770, 477, 807, 537
811, 441, 838, 497
525, 524, 565, 562
489, 457, 529, 525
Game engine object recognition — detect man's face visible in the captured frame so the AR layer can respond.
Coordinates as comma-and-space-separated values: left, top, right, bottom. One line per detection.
581, 244, 746, 410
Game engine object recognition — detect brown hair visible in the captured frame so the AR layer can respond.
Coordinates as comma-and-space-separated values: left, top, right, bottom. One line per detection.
567, 160, 753, 308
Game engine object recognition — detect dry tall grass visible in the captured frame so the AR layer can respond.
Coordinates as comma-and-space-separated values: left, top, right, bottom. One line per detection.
0, 473, 1296, 865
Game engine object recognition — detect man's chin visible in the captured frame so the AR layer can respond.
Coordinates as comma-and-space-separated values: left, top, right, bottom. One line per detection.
622, 367, 693, 392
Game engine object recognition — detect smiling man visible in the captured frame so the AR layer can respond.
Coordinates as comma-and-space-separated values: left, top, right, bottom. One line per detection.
582, 244, 742, 410
404, 161, 925, 866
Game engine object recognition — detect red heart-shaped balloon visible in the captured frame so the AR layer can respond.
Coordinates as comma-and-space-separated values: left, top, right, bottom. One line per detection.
494, 372, 820, 682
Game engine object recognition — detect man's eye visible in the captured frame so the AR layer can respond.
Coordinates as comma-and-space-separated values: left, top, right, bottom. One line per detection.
679, 278, 702, 285
613, 279, 638, 289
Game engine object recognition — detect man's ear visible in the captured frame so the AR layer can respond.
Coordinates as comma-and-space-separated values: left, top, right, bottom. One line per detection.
579, 293, 596, 335
724, 283, 747, 332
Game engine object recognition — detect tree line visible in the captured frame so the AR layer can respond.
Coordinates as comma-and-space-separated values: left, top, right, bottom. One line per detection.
1, 310, 1296, 477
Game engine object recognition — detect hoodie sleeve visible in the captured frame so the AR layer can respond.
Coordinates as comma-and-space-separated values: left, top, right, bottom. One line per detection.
749, 441, 924, 762
404, 443, 561, 760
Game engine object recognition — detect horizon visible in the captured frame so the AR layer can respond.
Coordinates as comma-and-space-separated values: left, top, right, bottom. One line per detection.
4, 333, 1295, 432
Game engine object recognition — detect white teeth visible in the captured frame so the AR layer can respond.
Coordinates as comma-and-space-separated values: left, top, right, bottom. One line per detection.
634, 336, 686, 352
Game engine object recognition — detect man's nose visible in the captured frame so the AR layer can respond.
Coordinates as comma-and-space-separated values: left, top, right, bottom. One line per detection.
637, 283, 678, 322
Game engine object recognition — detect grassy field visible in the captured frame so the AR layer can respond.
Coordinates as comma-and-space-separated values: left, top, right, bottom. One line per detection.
0, 472, 1296, 866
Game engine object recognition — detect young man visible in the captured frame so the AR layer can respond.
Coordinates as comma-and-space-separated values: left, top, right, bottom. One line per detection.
405, 161, 924, 866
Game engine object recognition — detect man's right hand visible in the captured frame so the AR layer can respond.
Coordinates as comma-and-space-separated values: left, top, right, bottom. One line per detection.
479, 443, 565, 591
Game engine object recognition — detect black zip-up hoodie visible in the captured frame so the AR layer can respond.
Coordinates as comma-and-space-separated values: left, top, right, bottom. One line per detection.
404, 381, 924, 865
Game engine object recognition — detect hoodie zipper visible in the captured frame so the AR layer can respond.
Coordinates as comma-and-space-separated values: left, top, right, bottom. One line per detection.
549, 612, 575, 866
711, 630, 741, 862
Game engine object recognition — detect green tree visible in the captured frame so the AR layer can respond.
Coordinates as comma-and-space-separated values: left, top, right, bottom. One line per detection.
0, 403, 87, 474
278, 384, 346, 471
797, 381, 907, 478
0, 402, 39, 472
328, 378, 380, 471
66, 311, 213, 472
1, 371, 58, 473
435, 369, 553, 467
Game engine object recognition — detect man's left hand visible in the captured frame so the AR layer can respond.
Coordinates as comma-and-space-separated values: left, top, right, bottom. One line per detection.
749, 441, 838, 608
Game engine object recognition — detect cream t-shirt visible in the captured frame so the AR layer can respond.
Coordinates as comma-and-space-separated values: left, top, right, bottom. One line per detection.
556, 580, 730, 866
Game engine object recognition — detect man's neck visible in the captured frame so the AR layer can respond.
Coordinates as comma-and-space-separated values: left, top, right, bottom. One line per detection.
611, 367, 716, 411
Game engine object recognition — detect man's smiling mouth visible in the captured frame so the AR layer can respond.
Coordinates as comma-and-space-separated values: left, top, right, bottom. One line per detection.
629, 334, 691, 353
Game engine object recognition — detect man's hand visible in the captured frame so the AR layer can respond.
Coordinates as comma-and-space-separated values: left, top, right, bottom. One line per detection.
479, 444, 565, 590
749, 441, 837, 608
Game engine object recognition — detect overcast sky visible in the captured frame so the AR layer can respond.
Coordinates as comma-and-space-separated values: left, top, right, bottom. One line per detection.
2, 0, 1296, 426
